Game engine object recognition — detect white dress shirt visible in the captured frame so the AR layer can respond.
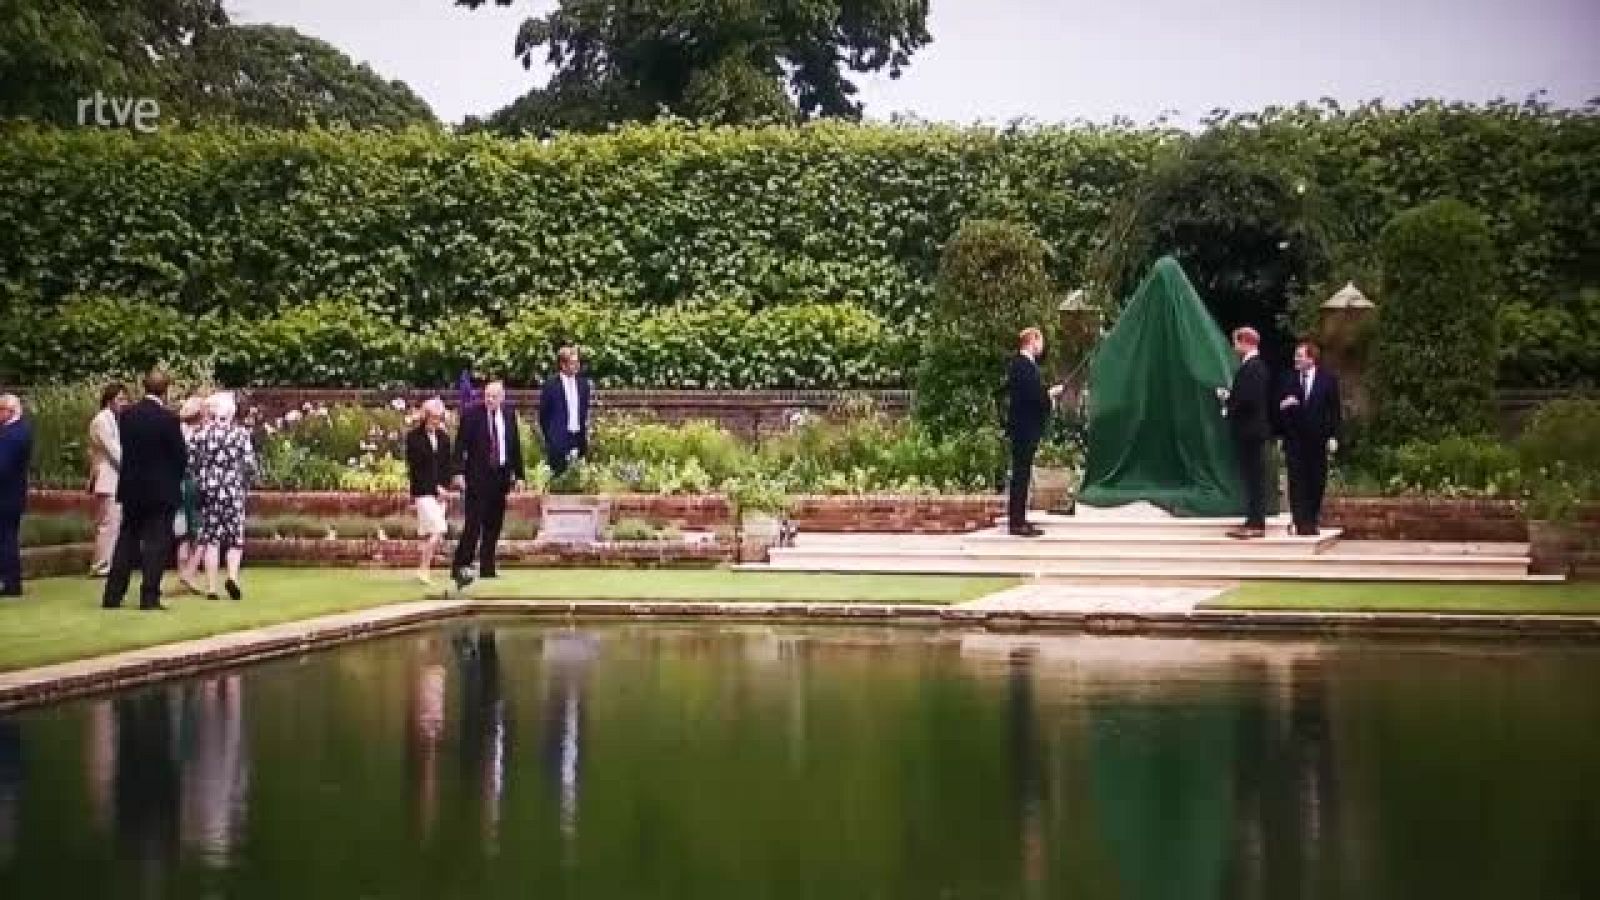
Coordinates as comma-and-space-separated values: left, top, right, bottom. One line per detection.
561, 374, 581, 433
489, 408, 506, 467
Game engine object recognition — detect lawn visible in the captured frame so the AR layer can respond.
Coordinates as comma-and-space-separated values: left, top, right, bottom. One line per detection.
0, 568, 1016, 673
1212, 581, 1600, 614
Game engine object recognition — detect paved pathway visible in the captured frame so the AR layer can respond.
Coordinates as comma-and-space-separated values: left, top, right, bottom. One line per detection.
958, 582, 1228, 614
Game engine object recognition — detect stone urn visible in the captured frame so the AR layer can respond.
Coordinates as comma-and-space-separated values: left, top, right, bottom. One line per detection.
537, 496, 612, 544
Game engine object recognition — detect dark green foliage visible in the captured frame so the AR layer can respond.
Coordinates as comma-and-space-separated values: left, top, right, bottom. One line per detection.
1517, 396, 1600, 476
458, 0, 930, 133
185, 24, 436, 128
914, 219, 1056, 437
1371, 198, 1498, 444
0, 296, 905, 389
0, 100, 1594, 388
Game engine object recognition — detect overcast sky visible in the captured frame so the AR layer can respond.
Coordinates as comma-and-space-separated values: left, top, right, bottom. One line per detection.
230, 0, 1600, 125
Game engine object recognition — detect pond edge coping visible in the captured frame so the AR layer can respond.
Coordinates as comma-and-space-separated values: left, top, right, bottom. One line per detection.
3, 599, 1599, 713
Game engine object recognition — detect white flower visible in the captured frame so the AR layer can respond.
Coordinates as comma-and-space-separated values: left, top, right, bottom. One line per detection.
284, 410, 303, 424
314, 406, 330, 417
346, 457, 358, 466
389, 397, 407, 411
301, 402, 313, 412
264, 424, 277, 435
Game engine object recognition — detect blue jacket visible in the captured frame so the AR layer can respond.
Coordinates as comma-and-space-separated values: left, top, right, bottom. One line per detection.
0, 418, 33, 515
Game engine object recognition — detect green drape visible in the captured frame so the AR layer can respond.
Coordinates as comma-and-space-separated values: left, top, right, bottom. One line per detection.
1078, 256, 1243, 517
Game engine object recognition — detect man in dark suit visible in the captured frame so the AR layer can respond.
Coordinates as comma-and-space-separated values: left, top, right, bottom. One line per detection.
1277, 340, 1342, 536
1005, 328, 1065, 537
103, 371, 188, 610
538, 345, 593, 476
451, 380, 524, 586
1221, 327, 1271, 539
0, 394, 33, 597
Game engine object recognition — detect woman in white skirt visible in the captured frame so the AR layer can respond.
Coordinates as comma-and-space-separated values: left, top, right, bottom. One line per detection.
405, 397, 454, 584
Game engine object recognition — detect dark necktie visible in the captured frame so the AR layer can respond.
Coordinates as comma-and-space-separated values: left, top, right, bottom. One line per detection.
488, 413, 501, 467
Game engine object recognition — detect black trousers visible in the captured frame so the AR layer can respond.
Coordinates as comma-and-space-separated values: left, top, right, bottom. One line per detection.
0, 508, 20, 591
1234, 436, 1267, 528
546, 432, 588, 476
1285, 438, 1329, 531
454, 470, 511, 574
103, 504, 175, 609
1008, 435, 1039, 528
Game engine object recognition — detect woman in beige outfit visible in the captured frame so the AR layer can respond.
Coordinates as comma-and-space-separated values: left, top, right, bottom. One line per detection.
86, 383, 128, 576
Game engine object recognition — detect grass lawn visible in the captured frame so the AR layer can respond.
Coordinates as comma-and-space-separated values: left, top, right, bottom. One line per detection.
1212, 581, 1600, 614
0, 568, 1016, 673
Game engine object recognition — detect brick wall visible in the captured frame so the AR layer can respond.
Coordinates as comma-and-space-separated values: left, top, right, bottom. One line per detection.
1324, 497, 1528, 542
24, 489, 1597, 548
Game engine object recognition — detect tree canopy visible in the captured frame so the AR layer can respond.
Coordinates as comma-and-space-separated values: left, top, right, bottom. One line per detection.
0, 2, 433, 129
187, 24, 436, 129
458, 0, 931, 134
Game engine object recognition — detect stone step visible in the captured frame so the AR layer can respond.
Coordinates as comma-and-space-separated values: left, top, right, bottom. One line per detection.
763, 546, 1532, 581
964, 529, 1341, 556
997, 512, 1299, 539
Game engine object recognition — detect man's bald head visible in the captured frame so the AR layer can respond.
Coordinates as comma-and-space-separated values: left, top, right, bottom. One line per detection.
0, 394, 21, 426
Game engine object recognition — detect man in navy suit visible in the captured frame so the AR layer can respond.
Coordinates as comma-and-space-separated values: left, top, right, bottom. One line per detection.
451, 380, 524, 585
1222, 327, 1272, 539
0, 394, 33, 597
1005, 328, 1064, 537
1277, 340, 1342, 536
102, 371, 187, 610
538, 346, 593, 476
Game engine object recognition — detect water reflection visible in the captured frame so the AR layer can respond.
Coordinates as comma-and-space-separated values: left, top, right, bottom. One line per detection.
0, 625, 1596, 899
541, 630, 598, 858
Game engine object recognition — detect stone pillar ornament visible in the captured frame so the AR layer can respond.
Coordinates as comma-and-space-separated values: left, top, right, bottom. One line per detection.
1317, 281, 1375, 418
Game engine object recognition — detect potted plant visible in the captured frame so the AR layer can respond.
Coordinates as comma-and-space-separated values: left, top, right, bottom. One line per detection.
725, 476, 791, 561
1523, 473, 1592, 576
538, 461, 612, 544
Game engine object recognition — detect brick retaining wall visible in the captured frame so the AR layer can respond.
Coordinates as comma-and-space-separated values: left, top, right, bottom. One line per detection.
25, 489, 1597, 547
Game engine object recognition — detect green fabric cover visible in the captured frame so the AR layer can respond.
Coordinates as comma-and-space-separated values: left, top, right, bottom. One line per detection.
1078, 256, 1243, 517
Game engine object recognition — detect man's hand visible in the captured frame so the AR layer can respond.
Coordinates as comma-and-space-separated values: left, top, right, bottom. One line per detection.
1215, 387, 1230, 402
1047, 384, 1065, 401
451, 475, 464, 491
511, 479, 525, 493
1327, 438, 1339, 455
1279, 396, 1300, 410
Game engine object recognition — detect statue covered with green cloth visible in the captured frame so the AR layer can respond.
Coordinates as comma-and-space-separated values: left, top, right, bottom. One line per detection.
1077, 256, 1244, 517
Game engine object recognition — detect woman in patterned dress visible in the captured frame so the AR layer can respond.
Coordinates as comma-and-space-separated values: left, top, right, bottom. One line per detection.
189, 392, 256, 600
175, 395, 209, 594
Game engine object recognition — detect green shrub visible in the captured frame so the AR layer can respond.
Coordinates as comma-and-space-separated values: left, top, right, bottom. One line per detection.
1497, 290, 1600, 388
1370, 198, 1498, 444
607, 518, 665, 541
1375, 436, 1523, 495
914, 219, 1057, 437
1517, 397, 1600, 476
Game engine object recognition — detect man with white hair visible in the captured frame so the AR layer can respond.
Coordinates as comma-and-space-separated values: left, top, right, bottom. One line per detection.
451, 380, 525, 587
405, 396, 455, 585
0, 394, 33, 597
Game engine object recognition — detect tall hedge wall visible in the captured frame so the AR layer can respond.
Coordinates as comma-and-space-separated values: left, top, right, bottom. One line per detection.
0, 99, 1595, 387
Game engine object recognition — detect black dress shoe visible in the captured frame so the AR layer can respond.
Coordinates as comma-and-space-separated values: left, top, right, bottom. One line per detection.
225, 579, 242, 601
1, 586, 22, 598
1008, 527, 1044, 538
140, 603, 170, 612
101, 599, 122, 609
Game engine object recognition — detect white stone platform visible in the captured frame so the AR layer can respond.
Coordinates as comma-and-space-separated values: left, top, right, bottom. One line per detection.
759, 511, 1544, 582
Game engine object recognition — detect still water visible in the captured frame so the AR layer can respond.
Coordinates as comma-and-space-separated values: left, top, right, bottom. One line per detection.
0, 622, 1597, 899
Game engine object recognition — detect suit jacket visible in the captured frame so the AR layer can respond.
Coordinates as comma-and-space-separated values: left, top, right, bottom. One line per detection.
405, 425, 454, 498
1278, 366, 1342, 447
538, 373, 593, 451
454, 404, 525, 488
1005, 353, 1051, 444
115, 396, 187, 512
1225, 355, 1272, 444
0, 418, 33, 515
89, 407, 122, 495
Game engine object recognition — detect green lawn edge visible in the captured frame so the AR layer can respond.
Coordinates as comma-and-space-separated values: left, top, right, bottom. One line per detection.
0, 569, 1017, 673
1210, 581, 1600, 614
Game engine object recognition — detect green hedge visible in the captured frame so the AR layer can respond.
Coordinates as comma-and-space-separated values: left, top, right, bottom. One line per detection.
0, 296, 907, 388
1, 100, 1595, 387
1371, 198, 1498, 444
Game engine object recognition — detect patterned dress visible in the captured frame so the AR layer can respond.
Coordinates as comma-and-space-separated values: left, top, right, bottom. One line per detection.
189, 423, 256, 547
